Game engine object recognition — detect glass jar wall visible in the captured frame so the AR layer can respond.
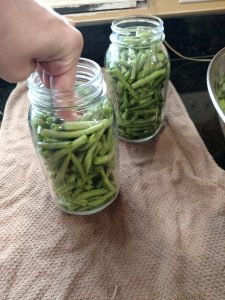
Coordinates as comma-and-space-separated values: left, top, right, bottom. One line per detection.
105, 16, 170, 142
27, 58, 119, 215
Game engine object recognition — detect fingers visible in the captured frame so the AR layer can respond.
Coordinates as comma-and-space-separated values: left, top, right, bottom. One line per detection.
50, 67, 75, 91
37, 63, 51, 88
50, 66, 78, 121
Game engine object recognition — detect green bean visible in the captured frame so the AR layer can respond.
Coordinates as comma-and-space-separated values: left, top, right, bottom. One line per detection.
130, 51, 142, 81
84, 184, 94, 191
118, 117, 156, 126
46, 147, 71, 165
44, 135, 87, 165
94, 149, 115, 165
52, 120, 99, 131
58, 200, 81, 211
134, 109, 157, 116
131, 69, 166, 89
120, 49, 127, 61
32, 104, 118, 213
105, 26, 169, 141
54, 154, 71, 186
126, 131, 154, 138
97, 166, 116, 192
42, 150, 51, 159
93, 142, 103, 158
110, 68, 139, 99
66, 174, 76, 184
130, 105, 157, 112
43, 137, 59, 143
124, 70, 131, 81
105, 127, 113, 153
137, 52, 147, 73
126, 127, 155, 134
77, 152, 85, 163
42, 121, 107, 139
142, 50, 152, 76
83, 142, 97, 175
37, 141, 71, 149
71, 188, 82, 199
75, 188, 107, 201
77, 132, 97, 151
215, 73, 225, 113
83, 126, 105, 174
71, 135, 88, 150
70, 153, 86, 183
56, 182, 76, 195
87, 191, 115, 208
70, 198, 88, 207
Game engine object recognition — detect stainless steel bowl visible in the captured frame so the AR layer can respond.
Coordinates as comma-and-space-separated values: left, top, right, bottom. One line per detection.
207, 47, 225, 137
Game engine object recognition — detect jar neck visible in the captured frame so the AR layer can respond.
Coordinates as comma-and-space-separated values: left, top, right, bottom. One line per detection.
27, 58, 106, 110
110, 16, 165, 48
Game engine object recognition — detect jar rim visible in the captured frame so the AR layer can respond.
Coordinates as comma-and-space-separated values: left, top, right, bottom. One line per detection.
110, 15, 165, 47
27, 57, 101, 94
27, 57, 105, 109
111, 15, 164, 35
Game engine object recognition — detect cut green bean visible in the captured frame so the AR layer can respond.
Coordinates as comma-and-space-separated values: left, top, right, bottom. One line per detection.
105, 26, 169, 141
75, 188, 107, 201
52, 120, 99, 131
131, 69, 166, 89
110, 68, 139, 99
42, 121, 107, 139
70, 153, 86, 183
71, 135, 88, 150
87, 191, 115, 207
54, 154, 71, 186
37, 141, 71, 149
46, 147, 71, 165
56, 182, 76, 195
31, 101, 118, 214
97, 166, 116, 193
94, 149, 115, 165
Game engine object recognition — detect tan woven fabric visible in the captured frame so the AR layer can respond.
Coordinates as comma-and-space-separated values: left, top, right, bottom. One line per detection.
1, 81, 225, 300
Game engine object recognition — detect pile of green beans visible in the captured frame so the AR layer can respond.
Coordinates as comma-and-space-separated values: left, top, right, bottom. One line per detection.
106, 28, 170, 140
31, 101, 118, 213
215, 73, 225, 112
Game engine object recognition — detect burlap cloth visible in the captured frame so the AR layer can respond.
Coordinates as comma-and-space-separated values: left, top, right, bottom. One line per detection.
1, 81, 225, 300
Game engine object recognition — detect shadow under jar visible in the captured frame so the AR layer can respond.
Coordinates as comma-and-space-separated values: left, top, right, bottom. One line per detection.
27, 58, 119, 215
105, 16, 170, 142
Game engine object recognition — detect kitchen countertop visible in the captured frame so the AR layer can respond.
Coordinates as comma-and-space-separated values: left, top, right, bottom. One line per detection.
171, 59, 225, 170
164, 13, 225, 170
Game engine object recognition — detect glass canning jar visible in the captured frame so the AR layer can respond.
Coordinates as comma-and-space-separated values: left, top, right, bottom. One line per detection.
105, 16, 170, 142
27, 58, 119, 215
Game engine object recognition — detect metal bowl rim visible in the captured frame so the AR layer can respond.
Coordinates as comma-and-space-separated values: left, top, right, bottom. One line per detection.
207, 46, 225, 124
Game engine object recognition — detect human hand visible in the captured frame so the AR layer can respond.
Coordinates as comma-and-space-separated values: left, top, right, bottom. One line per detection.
0, 0, 83, 92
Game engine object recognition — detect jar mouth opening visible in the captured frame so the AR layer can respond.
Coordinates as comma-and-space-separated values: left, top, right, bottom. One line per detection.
27, 57, 101, 94
27, 58, 105, 108
111, 15, 164, 35
110, 16, 165, 47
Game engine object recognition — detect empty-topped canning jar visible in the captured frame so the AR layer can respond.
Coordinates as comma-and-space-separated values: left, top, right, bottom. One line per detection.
27, 58, 119, 215
105, 16, 170, 142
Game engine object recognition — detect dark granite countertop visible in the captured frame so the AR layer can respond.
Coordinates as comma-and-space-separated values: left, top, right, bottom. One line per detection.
164, 13, 225, 170
171, 59, 225, 170
1, 12, 225, 169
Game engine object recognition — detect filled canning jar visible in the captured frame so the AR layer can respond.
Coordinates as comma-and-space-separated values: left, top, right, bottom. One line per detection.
27, 58, 119, 215
105, 16, 170, 142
